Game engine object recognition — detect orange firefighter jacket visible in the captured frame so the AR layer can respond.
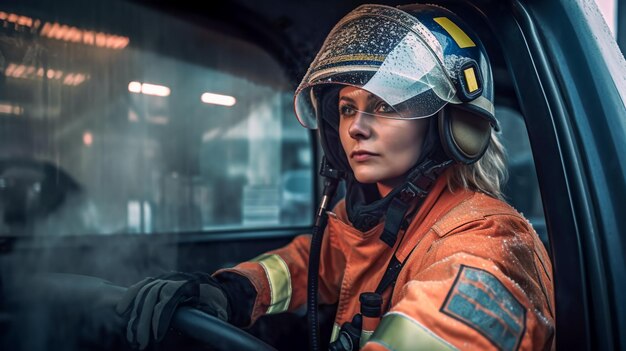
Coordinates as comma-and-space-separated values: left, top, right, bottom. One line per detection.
216, 173, 555, 350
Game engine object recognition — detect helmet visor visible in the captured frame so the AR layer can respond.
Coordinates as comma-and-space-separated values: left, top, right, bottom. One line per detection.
294, 4, 456, 129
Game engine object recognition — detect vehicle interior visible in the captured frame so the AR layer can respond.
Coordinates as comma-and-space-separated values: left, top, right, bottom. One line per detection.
0, 0, 624, 350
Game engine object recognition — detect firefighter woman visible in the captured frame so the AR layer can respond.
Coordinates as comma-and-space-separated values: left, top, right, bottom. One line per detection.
116, 4, 555, 350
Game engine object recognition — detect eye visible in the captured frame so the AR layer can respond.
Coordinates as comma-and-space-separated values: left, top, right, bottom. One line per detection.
339, 104, 357, 117
375, 101, 394, 114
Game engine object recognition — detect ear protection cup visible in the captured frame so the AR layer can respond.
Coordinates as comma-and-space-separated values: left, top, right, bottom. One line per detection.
438, 105, 492, 164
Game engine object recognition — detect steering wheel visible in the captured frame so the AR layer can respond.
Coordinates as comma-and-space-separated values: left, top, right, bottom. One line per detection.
173, 307, 275, 351
1, 273, 276, 351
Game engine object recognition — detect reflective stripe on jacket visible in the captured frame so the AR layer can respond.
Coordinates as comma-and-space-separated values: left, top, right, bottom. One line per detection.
215, 173, 555, 350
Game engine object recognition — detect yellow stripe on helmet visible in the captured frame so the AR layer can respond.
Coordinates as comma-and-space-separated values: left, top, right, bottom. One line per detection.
252, 254, 292, 314
368, 312, 457, 350
433, 17, 476, 48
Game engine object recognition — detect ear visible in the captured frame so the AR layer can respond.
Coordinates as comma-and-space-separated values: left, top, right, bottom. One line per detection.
438, 105, 491, 164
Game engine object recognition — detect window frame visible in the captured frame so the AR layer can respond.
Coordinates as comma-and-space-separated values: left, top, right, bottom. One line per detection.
467, 0, 626, 349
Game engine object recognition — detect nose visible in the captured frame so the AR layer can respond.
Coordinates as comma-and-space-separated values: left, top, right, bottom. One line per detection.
348, 112, 372, 140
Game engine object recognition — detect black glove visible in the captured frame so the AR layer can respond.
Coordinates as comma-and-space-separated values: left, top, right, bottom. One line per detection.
115, 271, 229, 350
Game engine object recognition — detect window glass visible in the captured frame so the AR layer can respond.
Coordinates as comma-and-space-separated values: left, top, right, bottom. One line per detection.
497, 106, 548, 249
0, 1, 313, 236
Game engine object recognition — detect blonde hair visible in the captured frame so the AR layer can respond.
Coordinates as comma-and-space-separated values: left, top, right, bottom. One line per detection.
446, 130, 508, 200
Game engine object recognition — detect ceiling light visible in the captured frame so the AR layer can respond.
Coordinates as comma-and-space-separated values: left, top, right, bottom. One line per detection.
201, 92, 236, 107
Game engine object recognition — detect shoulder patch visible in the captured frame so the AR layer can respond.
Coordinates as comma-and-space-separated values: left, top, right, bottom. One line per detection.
440, 265, 526, 351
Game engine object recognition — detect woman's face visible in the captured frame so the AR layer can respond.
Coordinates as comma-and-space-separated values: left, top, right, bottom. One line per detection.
338, 86, 430, 187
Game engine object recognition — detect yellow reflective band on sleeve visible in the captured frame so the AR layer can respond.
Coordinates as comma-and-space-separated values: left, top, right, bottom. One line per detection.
330, 323, 341, 343
433, 17, 476, 48
464, 67, 479, 92
359, 330, 374, 349
368, 312, 458, 351
252, 254, 292, 314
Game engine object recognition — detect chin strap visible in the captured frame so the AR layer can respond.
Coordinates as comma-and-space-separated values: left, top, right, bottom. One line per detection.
379, 157, 452, 247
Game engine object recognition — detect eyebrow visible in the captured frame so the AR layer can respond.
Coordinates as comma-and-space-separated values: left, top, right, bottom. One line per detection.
339, 96, 355, 103
339, 92, 378, 104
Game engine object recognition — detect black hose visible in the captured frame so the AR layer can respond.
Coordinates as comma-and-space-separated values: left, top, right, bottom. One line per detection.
307, 176, 339, 351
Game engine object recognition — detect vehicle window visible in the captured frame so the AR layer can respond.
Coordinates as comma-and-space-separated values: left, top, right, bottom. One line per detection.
497, 106, 548, 249
0, 1, 313, 236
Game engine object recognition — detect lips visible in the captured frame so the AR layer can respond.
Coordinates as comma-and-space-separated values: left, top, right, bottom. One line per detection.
350, 149, 378, 161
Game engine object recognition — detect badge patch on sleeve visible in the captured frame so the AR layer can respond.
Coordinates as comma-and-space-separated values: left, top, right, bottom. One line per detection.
440, 265, 526, 351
